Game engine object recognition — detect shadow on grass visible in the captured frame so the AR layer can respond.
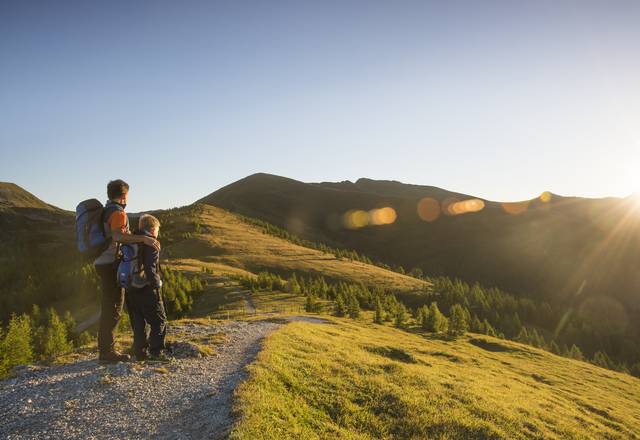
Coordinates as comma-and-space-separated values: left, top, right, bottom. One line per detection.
365, 346, 418, 364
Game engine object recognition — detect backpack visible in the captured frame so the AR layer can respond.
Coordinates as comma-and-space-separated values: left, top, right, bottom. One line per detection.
117, 243, 149, 289
75, 199, 124, 259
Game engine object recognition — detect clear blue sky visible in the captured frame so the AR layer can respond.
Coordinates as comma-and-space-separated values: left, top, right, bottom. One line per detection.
1, 1, 639, 212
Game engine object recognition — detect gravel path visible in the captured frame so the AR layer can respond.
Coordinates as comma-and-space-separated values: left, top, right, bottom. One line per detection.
0, 320, 280, 440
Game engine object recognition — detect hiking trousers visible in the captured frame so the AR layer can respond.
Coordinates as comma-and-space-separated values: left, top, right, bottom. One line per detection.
125, 286, 167, 356
95, 263, 125, 355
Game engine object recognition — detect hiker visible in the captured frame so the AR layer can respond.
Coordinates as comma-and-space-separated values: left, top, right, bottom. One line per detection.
94, 180, 160, 363
124, 214, 168, 361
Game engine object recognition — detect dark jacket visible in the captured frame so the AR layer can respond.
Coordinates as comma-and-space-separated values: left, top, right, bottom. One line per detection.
135, 229, 161, 289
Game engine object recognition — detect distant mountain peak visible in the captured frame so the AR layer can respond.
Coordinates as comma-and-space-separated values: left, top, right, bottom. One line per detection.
0, 182, 59, 211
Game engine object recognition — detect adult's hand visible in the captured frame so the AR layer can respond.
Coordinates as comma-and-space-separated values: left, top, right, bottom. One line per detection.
142, 236, 161, 251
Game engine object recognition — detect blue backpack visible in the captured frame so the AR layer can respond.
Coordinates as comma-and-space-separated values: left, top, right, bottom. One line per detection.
75, 199, 123, 259
117, 243, 149, 289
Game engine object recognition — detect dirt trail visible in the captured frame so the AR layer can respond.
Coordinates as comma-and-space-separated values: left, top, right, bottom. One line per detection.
0, 321, 279, 440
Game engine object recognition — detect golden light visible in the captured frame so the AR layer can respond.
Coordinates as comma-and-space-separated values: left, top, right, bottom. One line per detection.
441, 197, 461, 216
501, 200, 530, 215
369, 207, 397, 225
451, 198, 485, 215
417, 197, 441, 222
540, 191, 552, 203
342, 209, 369, 229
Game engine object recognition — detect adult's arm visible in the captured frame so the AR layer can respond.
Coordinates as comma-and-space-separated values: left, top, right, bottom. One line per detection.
112, 229, 160, 250
107, 210, 161, 251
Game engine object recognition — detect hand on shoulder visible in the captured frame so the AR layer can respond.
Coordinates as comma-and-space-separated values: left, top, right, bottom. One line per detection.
142, 236, 161, 251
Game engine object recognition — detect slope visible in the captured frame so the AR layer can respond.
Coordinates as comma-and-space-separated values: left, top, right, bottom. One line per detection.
231, 318, 640, 439
160, 203, 425, 293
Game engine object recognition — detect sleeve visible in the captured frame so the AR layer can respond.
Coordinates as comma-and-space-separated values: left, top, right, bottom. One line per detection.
108, 211, 128, 233
144, 245, 162, 289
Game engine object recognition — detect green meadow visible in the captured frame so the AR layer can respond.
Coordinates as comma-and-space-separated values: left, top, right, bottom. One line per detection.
230, 318, 640, 440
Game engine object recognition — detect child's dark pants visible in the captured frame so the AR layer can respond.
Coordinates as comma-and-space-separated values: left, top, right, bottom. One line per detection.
125, 286, 167, 357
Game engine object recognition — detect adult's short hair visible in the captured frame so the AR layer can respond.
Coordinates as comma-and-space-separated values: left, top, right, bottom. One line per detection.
139, 214, 161, 231
107, 179, 130, 200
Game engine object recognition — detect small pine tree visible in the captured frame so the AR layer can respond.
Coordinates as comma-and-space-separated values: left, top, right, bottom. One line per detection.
448, 304, 469, 337
483, 319, 497, 337
550, 341, 561, 355
516, 327, 529, 344
470, 315, 483, 333
374, 298, 384, 324
592, 351, 613, 369
62, 311, 78, 347
41, 309, 72, 362
419, 305, 431, 330
568, 344, 584, 361
77, 331, 94, 347
0, 314, 34, 376
305, 295, 319, 313
192, 276, 204, 292
394, 304, 408, 328
347, 294, 360, 319
426, 302, 446, 333
288, 274, 301, 295
334, 295, 347, 317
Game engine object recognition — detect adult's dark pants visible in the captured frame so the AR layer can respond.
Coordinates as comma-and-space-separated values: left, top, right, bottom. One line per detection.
125, 286, 167, 356
95, 263, 124, 355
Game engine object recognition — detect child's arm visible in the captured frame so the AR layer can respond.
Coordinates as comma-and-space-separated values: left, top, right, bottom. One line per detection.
143, 245, 162, 289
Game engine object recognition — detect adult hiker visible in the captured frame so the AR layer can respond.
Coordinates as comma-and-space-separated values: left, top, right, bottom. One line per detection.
94, 179, 160, 363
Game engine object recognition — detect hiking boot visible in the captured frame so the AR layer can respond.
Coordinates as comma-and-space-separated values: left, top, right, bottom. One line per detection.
133, 351, 148, 362
147, 351, 173, 363
99, 351, 131, 363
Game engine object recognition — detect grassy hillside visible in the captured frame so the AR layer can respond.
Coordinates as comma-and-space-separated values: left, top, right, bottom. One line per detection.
231, 318, 640, 439
160, 204, 425, 293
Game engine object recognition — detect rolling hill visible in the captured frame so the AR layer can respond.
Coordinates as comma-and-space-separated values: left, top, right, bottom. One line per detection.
200, 173, 640, 310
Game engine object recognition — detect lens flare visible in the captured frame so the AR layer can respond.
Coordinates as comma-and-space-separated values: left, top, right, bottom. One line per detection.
451, 199, 485, 215
343, 210, 369, 229
417, 197, 441, 222
441, 197, 461, 216
501, 201, 530, 215
540, 191, 552, 203
370, 207, 397, 225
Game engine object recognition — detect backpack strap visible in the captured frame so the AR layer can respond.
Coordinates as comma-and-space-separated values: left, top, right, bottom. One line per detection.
103, 202, 127, 262
137, 242, 145, 274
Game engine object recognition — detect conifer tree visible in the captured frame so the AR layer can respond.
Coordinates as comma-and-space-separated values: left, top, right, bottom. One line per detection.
347, 294, 360, 319
0, 314, 34, 375
374, 298, 384, 324
483, 319, 497, 337
62, 311, 77, 347
334, 294, 347, 317
40, 309, 72, 362
426, 302, 446, 333
569, 344, 584, 361
305, 295, 319, 313
394, 303, 408, 328
470, 315, 483, 333
550, 341, 561, 355
592, 351, 613, 369
288, 273, 301, 295
448, 304, 469, 337
516, 327, 529, 344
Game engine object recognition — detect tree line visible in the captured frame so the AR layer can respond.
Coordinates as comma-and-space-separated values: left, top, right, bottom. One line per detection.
0, 306, 89, 379
236, 270, 640, 378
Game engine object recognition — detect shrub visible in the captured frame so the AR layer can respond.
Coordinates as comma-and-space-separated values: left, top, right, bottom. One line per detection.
0, 314, 34, 377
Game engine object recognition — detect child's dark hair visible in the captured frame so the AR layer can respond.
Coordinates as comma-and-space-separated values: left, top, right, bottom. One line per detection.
107, 179, 130, 200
